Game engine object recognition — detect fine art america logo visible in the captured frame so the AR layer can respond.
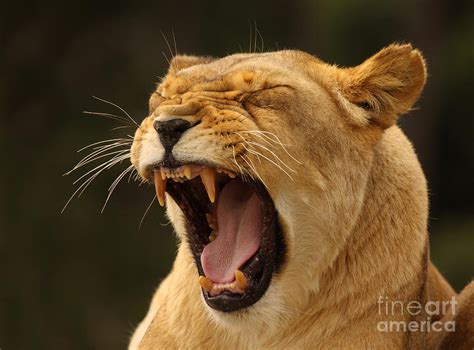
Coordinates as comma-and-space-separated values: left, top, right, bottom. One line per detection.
377, 296, 456, 333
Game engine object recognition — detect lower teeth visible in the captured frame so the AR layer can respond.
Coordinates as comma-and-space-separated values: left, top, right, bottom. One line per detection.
199, 270, 248, 296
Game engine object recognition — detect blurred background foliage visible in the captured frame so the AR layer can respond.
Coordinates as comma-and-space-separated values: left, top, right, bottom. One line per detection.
1, 0, 473, 349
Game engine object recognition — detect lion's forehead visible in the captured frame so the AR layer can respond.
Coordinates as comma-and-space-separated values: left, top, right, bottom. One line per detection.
158, 51, 306, 98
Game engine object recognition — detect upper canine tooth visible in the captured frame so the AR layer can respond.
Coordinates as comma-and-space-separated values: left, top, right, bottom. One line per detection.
234, 270, 247, 290
199, 276, 214, 292
154, 171, 166, 207
184, 166, 192, 179
200, 168, 216, 203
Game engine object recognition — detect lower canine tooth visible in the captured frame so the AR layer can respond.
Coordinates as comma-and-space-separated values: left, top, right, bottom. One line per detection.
200, 168, 216, 203
209, 231, 217, 241
235, 270, 247, 290
199, 276, 214, 292
206, 213, 218, 230
154, 171, 166, 207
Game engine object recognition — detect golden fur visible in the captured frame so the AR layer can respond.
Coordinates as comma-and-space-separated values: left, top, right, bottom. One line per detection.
129, 44, 474, 349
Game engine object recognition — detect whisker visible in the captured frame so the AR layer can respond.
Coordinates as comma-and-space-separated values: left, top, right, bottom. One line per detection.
77, 138, 131, 152
69, 144, 130, 174
77, 140, 131, 163
139, 195, 156, 231
93, 140, 132, 150
240, 153, 269, 189
83, 110, 133, 126
92, 96, 140, 128
90, 142, 131, 155
245, 140, 296, 173
171, 28, 178, 56
238, 154, 256, 180
241, 130, 289, 146
241, 130, 303, 165
255, 23, 264, 52
160, 30, 175, 60
239, 143, 269, 178
101, 164, 135, 212
244, 146, 294, 181
235, 132, 297, 174
161, 51, 171, 66
240, 131, 275, 150
231, 144, 245, 178
133, 171, 141, 183
128, 168, 137, 183
159, 220, 172, 227
62, 182, 90, 213
107, 164, 134, 192
110, 125, 136, 131
73, 152, 130, 185
76, 154, 131, 198
253, 21, 257, 53
67, 145, 123, 175
71, 148, 130, 174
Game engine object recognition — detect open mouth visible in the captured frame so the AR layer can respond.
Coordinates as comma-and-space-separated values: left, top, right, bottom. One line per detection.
152, 164, 285, 312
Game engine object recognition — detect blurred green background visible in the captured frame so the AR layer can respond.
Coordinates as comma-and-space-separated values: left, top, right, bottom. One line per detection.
1, 0, 473, 349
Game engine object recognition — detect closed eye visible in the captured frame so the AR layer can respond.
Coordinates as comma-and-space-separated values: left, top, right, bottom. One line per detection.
239, 85, 294, 110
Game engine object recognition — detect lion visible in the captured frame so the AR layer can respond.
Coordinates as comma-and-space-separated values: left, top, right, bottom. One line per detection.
128, 44, 474, 349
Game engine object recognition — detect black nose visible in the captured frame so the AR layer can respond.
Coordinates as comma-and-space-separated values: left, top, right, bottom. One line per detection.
153, 119, 192, 151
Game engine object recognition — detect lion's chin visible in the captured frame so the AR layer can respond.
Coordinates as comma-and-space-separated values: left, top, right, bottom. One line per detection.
152, 163, 286, 312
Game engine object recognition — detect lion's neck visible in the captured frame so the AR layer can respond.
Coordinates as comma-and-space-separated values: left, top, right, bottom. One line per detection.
280, 127, 430, 343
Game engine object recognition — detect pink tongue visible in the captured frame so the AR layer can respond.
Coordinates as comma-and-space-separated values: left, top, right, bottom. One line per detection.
201, 179, 263, 283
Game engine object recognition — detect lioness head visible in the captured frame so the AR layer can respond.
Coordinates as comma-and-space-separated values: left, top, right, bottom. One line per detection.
131, 44, 426, 319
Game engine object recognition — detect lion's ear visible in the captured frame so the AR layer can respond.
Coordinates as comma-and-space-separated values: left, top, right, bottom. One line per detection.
168, 55, 215, 75
338, 44, 427, 129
